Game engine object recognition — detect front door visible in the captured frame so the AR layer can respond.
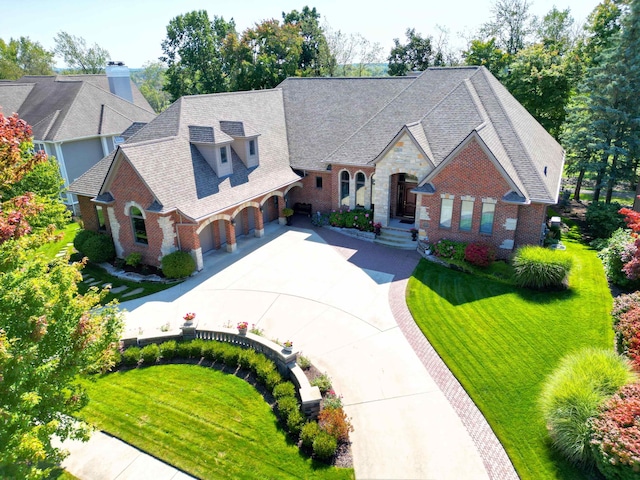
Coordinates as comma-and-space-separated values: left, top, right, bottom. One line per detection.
396, 174, 417, 219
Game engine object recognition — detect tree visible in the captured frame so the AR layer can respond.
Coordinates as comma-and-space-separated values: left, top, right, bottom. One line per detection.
462, 38, 511, 77
480, 0, 535, 55
160, 10, 237, 100
282, 6, 334, 76
535, 7, 575, 55
53, 31, 110, 74
0, 37, 54, 80
133, 61, 171, 113
387, 28, 435, 76
0, 112, 123, 479
324, 26, 360, 76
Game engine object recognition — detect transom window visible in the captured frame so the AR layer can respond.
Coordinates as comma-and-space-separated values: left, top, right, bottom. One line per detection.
439, 198, 454, 228
480, 202, 496, 234
459, 200, 474, 232
340, 171, 350, 207
130, 206, 148, 245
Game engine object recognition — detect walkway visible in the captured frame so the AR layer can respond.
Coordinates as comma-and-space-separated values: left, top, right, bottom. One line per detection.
63, 218, 517, 480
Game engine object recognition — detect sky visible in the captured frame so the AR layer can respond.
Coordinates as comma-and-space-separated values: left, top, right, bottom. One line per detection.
0, 0, 604, 69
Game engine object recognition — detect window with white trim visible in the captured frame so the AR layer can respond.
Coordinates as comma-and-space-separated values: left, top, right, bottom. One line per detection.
480, 202, 496, 234
355, 172, 365, 207
130, 206, 148, 244
439, 198, 453, 228
340, 171, 350, 207
220, 146, 228, 163
459, 200, 474, 232
96, 205, 106, 231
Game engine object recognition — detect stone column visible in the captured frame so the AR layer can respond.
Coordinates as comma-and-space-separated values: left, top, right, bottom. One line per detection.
225, 220, 237, 252
254, 207, 265, 237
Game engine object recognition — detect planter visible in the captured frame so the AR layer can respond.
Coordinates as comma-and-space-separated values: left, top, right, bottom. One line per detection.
282, 346, 292, 354
286, 216, 292, 226
238, 328, 247, 336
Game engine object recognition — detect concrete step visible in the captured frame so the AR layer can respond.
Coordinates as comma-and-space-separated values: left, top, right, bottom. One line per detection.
374, 228, 418, 249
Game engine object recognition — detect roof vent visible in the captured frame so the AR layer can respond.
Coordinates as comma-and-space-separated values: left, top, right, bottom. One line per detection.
105, 61, 133, 103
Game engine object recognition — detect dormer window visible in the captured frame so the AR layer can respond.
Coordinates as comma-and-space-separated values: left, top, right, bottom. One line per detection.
249, 139, 256, 156
220, 146, 228, 163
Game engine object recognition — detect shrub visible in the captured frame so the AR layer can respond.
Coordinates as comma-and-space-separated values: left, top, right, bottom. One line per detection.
201, 341, 220, 361
613, 292, 640, 322
112, 349, 122, 368
300, 421, 321, 449
586, 201, 626, 239
286, 409, 305, 436
328, 208, 375, 232
311, 373, 332, 394
125, 252, 142, 267
318, 406, 353, 442
159, 340, 177, 360
433, 239, 467, 261
82, 234, 116, 263
591, 383, 640, 480
121, 346, 141, 366
539, 348, 636, 466
176, 340, 194, 359
464, 242, 496, 267
73, 229, 98, 253
220, 343, 240, 367
614, 306, 640, 371
188, 339, 206, 358
297, 354, 311, 370
277, 395, 299, 418
254, 356, 276, 383
161, 251, 196, 279
598, 229, 639, 288
273, 382, 296, 400
323, 390, 343, 410
238, 348, 260, 369
265, 370, 283, 392
140, 344, 160, 364
313, 430, 338, 460
512, 246, 573, 290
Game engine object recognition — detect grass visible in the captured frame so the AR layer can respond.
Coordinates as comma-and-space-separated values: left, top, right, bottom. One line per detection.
407, 237, 614, 480
35, 222, 80, 261
78, 365, 354, 480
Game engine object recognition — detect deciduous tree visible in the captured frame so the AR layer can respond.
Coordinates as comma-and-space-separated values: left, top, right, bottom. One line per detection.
480, 0, 535, 55
0, 37, 54, 80
53, 31, 110, 74
133, 61, 171, 113
387, 28, 437, 76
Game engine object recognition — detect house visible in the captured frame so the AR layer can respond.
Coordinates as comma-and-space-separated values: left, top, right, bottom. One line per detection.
0, 63, 156, 214
69, 66, 564, 270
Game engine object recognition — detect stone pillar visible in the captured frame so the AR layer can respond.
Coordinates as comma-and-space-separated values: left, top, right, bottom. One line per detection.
254, 207, 265, 238
242, 209, 250, 236
225, 220, 237, 252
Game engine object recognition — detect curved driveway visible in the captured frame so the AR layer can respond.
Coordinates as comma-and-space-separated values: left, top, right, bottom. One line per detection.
120, 222, 511, 480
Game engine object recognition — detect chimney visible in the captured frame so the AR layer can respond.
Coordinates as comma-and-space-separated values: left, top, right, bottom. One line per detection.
105, 61, 133, 103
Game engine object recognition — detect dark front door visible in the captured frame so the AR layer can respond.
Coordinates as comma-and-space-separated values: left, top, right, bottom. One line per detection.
396, 175, 417, 219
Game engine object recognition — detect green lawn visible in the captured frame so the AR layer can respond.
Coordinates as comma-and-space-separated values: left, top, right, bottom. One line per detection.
35, 222, 80, 261
78, 365, 353, 480
407, 238, 614, 480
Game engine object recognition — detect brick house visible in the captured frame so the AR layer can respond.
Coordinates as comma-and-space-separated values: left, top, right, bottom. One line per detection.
69, 66, 563, 269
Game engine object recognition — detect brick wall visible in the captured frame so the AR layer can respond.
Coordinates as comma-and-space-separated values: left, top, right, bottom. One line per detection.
287, 171, 333, 213
420, 137, 530, 257
77, 195, 100, 231
515, 202, 547, 248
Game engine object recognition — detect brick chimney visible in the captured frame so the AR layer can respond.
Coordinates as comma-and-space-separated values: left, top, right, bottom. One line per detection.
105, 61, 133, 103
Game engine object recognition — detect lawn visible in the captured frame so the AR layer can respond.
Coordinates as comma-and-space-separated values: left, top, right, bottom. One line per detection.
407, 238, 614, 480
78, 365, 354, 480
35, 222, 80, 260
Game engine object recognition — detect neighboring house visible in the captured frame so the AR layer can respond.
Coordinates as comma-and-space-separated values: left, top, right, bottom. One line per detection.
0, 63, 156, 214
69, 66, 564, 270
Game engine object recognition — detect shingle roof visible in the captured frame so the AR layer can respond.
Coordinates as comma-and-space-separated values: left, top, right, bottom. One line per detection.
53, 74, 153, 111
71, 89, 300, 221
0, 75, 156, 141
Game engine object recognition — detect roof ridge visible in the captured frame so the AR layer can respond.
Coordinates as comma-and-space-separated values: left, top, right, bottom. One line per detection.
121, 135, 178, 148
82, 81, 156, 115
183, 88, 280, 100
31, 110, 60, 139
463, 77, 490, 124
46, 82, 84, 140
418, 67, 481, 124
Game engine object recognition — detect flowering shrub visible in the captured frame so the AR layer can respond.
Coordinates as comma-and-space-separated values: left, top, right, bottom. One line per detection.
464, 242, 496, 267
310, 372, 332, 394
614, 306, 640, 371
591, 384, 640, 480
323, 389, 343, 410
328, 208, 374, 232
598, 229, 638, 287
433, 239, 467, 261
318, 406, 353, 442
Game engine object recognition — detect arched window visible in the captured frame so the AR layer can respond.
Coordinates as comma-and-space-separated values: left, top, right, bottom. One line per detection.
355, 172, 366, 207
130, 206, 148, 244
340, 171, 350, 207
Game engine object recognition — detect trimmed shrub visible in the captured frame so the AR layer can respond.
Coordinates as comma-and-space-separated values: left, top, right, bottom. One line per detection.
161, 251, 196, 279
73, 229, 98, 253
238, 348, 260, 369
286, 409, 305, 436
539, 348, 636, 466
598, 229, 639, 288
311, 373, 332, 394
273, 381, 296, 400
254, 356, 276, 383
300, 421, 321, 449
159, 340, 177, 360
512, 246, 573, 290
140, 344, 160, 364
591, 383, 640, 480
176, 340, 194, 359
125, 252, 142, 267
121, 346, 141, 366
318, 406, 353, 442
586, 201, 626, 239
265, 370, 283, 392
313, 430, 338, 460
220, 343, 240, 367
188, 339, 206, 358
277, 395, 299, 418
82, 234, 116, 263
328, 208, 375, 232
464, 242, 496, 267
433, 239, 467, 261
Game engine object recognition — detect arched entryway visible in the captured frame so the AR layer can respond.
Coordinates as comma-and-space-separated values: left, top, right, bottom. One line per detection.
390, 173, 418, 220
198, 219, 228, 254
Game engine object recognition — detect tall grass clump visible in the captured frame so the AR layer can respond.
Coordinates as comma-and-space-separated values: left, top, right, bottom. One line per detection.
539, 348, 636, 467
513, 246, 574, 289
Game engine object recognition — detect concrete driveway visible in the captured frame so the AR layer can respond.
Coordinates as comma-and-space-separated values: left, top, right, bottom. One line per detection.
115, 222, 491, 480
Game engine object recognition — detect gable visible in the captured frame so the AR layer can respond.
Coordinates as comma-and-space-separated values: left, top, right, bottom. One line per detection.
100, 150, 159, 212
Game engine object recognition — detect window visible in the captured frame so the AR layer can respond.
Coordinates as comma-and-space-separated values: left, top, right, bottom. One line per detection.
459, 200, 474, 232
439, 198, 454, 228
33, 143, 45, 153
96, 205, 106, 231
220, 146, 228, 163
113, 136, 124, 146
130, 206, 148, 244
340, 171, 350, 207
355, 172, 365, 207
249, 139, 256, 156
480, 202, 496, 234
316, 176, 323, 189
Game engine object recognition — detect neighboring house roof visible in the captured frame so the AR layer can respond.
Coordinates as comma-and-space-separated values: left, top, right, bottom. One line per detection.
279, 66, 564, 204
71, 89, 300, 221
55, 74, 153, 111
0, 75, 155, 142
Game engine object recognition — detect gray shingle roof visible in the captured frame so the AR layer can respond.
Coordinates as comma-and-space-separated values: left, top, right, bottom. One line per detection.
0, 75, 155, 141
54, 74, 153, 111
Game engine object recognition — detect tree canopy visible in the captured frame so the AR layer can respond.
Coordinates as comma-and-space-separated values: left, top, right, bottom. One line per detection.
0, 37, 54, 80
387, 28, 442, 76
53, 31, 110, 74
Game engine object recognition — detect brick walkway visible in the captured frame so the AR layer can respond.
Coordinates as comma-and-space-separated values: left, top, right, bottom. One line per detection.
299, 216, 520, 480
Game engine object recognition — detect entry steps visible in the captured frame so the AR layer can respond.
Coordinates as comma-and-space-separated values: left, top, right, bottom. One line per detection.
374, 227, 418, 250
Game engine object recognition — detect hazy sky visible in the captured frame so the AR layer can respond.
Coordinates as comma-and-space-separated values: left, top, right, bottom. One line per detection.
1, 0, 603, 68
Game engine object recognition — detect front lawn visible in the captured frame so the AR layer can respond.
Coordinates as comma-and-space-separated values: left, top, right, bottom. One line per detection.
78, 365, 353, 480
407, 238, 613, 480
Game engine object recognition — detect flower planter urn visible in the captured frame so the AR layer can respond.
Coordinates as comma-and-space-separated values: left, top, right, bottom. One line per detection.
282, 346, 292, 354
238, 327, 247, 336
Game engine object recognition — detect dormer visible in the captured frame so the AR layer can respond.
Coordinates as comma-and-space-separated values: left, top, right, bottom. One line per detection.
219, 120, 260, 168
189, 125, 233, 177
